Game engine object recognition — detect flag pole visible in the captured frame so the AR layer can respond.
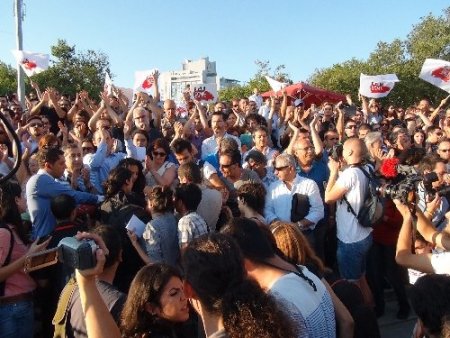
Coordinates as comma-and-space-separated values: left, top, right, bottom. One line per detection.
14, 0, 26, 107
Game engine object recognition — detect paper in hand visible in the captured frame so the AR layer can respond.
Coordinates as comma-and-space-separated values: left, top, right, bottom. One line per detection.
126, 214, 146, 238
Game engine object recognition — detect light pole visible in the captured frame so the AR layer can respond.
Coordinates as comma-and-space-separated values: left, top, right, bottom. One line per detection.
14, 0, 25, 107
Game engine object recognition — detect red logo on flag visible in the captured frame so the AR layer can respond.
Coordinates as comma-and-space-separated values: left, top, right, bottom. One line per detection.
142, 76, 154, 89
21, 58, 37, 70
370, 82, 391, 94
193, 89, 214, 101
431, 66, 450, 82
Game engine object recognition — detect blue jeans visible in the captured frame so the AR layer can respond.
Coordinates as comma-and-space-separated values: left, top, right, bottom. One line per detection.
0, 299, 34, 338
337, 234, 373, 280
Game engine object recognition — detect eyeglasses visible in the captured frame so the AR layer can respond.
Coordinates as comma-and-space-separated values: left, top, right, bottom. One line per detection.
30, 123, 43, 128
297, 146, 315, 152
152, 151, 167, 157
345, 125, 357, 129
274, 165, 289, 172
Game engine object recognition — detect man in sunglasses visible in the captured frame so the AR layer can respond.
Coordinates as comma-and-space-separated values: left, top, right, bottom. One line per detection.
265, 154, 324, 233
426, 126, 445, 153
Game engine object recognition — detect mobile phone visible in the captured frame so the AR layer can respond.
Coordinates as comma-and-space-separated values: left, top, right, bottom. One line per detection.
37, 234, 51, 244
24, 247, 59, 272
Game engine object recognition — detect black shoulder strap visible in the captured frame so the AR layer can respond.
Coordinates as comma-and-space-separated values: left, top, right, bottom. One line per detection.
341, 165, 372, 217
0, 223, 14, 297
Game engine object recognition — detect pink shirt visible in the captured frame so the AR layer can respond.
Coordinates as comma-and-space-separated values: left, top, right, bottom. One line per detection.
0, 225, 36, 297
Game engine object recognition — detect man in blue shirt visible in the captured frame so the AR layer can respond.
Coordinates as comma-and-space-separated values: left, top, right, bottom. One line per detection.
293, 138, 330, 261
83, 128, 127, 193
26, 147, 101, 239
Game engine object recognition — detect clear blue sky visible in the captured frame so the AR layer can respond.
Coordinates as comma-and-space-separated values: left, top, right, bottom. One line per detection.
0, 0, 448, 89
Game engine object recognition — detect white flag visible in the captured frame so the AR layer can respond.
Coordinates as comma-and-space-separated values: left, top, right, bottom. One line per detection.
265, 76, 287, 93
134, 69, 158, 93
419, 59, 450, 93
11, 50, 49, 77
104, 72, 114, 96
192, 83, 218, 103
359, 73, 399, 98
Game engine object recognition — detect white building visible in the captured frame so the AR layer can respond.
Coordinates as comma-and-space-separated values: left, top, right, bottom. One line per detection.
160, 57, 238, 102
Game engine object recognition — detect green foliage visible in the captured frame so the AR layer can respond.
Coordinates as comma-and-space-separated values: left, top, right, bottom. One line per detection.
32, 39, 110, 99
0, 62, 17, 96
309, 7, 450, 107
219, 60, 291, 102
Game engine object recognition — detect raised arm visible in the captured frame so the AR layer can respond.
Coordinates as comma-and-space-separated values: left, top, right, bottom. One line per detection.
429, 94, 450, 123
48, 88, 67, 119
280, 89, 288, 121
309, 114, 323, 156
394, 201, 434, 273
152, 70, 161, 103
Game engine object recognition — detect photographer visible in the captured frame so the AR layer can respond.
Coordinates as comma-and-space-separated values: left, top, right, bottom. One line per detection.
324, 138, 373, 304
416, 154, 449, 231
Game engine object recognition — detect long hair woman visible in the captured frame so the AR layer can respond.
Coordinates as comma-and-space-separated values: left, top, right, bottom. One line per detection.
120, 264, 189, 338
271, 221, 355, 338
100, 167, 150, 293
182, 233, 297, 338
0, 180, 50, 337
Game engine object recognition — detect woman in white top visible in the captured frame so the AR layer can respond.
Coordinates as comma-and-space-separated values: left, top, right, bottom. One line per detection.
145, 138, 177, 188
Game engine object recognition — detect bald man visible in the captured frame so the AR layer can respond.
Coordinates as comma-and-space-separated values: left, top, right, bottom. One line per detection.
324, 138, 373, 303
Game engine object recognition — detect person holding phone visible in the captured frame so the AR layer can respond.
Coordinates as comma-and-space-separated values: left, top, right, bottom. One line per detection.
0, 180, 50, 338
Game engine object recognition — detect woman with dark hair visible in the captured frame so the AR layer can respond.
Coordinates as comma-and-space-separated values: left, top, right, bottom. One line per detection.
0, 180, 50, 337
221, 217, 336, 338
182, 233, 297, 338
120, 263, 189, 338
237, 181, 267, 227
118, 158, 146, 207
145, 138, 177, 188
270, 221, 355, 338
412, 129, 426, 148
100, 167, 150, 293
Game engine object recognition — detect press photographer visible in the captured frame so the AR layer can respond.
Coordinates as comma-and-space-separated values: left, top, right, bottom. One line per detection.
325, 138, 374, 303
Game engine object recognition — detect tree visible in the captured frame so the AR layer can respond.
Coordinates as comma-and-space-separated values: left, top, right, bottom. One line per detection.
0, 62, 17, 96
308, 7, 450, 107
219, 60, 291, 102
32, 39, 110, 99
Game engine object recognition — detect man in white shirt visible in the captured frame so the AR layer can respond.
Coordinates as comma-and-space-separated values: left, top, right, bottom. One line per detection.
201, 112, 240, 159
324, 138, 373, 302
265, 154, 324, 232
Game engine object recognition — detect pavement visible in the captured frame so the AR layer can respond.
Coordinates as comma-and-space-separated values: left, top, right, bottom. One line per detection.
378, 289, 417, 338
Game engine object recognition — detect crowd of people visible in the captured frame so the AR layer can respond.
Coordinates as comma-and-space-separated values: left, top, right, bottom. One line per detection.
1, 79, 450, 338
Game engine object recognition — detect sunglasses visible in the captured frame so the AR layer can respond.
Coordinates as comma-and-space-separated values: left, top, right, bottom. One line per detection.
82, 147, 94, 152
439, 149, 450, 153
381, 123, 389, 126
345, 125, 357, 129
405, 118, 415, 122
220, 163, 235, 169
152, 151, 166, 157
327, 137, 339, 141
274, 165, 289, 171
30, 123, 43, 128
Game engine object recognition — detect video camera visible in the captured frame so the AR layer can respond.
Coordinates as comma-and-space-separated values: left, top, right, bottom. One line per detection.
377, 165, 448, 204
24, 237, 98, 272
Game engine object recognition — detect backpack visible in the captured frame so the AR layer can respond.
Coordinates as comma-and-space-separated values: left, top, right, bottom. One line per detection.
342, 165, 383, 228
